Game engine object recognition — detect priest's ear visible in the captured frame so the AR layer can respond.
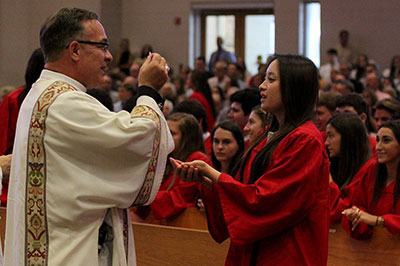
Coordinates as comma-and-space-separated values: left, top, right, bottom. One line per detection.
66, 41, 81, 62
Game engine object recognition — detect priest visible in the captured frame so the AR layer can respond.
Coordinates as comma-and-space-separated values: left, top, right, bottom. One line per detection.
4, 7, 173, 266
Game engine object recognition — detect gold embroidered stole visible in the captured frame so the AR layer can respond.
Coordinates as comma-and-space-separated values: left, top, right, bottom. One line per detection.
26, 81, 76, 265
131, 105, 161, 206
124, 104, 161, 261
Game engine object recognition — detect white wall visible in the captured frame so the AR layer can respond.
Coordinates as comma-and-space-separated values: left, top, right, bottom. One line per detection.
320, 0, 400, 68
122, 0, 277, 73
0, 0, 101, 87
122, 0, 191, 72
275, 0, 300, 55
1, 0, 400, 87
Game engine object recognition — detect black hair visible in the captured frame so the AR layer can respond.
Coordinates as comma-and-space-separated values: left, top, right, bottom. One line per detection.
327, 48, 338, 55
190, 69, 216, 117
18, 48, 45, 106
173, 99, 208, 132
40, 7, 98, 62
336, 93, 368, 116
229, 88, 261, 116
327, 113, 371, 189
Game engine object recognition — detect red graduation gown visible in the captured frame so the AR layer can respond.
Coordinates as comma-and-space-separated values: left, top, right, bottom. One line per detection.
149, 151, 210, 220
0, 86, 24, 206
189, 91, 215, 133
203, 121, 330, 266
342, 159, 400, 238
204, 134, 212, 159
369, 135, 377, 157
0, 86, 23, 155
329, 158, 375, 223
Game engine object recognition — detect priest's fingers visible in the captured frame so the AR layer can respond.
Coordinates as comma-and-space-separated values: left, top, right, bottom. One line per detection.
138, 52, 168, 91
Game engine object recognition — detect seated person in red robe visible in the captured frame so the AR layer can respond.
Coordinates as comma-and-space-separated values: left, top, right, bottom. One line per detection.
188, 70, 217, 133
342, 120, 400, 238
172, 99, 212, 159
0, 48, 44, 206
325, 113, 373, 223
172, 55, 330, 266
210, 120, 244, 175
196, 120, 244, 211
134, 112, 210, 220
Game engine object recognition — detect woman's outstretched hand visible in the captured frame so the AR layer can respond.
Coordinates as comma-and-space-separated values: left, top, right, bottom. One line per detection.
342, 206, 377, 231
169, 157, 221, 189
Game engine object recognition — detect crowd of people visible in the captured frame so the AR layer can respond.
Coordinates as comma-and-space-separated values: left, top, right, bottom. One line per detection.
0, 7, 400, 265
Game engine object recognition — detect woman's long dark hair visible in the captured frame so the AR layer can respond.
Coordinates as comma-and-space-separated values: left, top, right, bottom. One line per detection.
165, 112, 205, 178
211, 120, 244, 176
372, 120, 400, 212
17, 48, 45, 106
190, 69, 216, 117
327, 113, 371, 190
239, 54, 319, 184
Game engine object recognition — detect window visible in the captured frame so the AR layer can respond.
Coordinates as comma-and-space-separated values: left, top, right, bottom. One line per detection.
245, 15, 275, 75
301, 2, 321, 67
191, 3, 274, 76
205, 15, 235, 64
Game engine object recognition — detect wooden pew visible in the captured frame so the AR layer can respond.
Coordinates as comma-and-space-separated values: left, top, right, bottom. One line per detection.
2, 204, 400, 265
328, 223, 400, 265
133, 207, 208, 231
132, 222, 229, 266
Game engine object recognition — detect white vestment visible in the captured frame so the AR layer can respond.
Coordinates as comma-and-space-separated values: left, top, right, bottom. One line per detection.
4, 70, 173, 266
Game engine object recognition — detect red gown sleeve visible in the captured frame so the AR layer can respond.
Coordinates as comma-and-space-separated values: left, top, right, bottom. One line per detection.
341, 164, 376, 239
330, 158, 375, 223
383, 214, 400, 235
201, 137, 268, 244
216, 132, 327, 245
202, 183, 230, 243
150, 152, 209, 220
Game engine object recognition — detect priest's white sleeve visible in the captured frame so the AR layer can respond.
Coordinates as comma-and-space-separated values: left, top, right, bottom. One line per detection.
44, 91, 173, 215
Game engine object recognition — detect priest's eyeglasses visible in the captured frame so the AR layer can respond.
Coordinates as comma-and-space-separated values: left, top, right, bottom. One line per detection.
66, 40, 110, 53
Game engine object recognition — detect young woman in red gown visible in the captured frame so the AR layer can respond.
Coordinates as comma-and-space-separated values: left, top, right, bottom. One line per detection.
134, 112, 210, 220
342, 120, 400, 238
172, 54, 330, 266
325, 113, 373, 223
